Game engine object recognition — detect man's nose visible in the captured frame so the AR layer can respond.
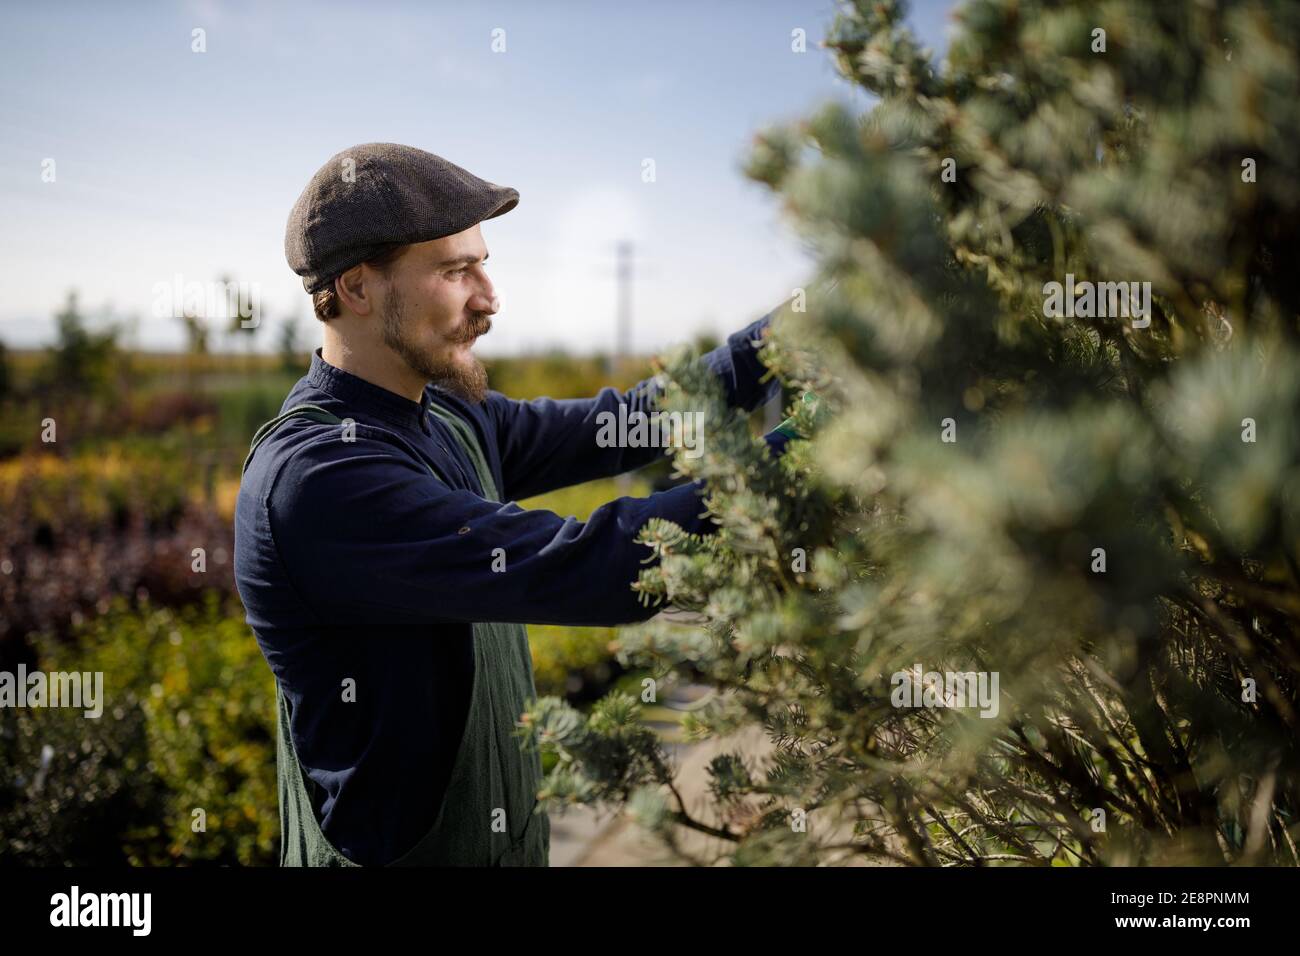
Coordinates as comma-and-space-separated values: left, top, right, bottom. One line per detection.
470, 293, 499, 316
468, 284, 498, 315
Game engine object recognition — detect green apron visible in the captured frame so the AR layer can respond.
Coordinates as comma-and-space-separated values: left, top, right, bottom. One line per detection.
243, 400, 550, 867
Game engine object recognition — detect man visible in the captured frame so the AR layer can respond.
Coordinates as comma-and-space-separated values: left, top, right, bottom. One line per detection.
234, 142, 794, 867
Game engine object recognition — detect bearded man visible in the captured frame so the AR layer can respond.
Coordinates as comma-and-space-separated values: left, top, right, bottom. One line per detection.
234, 143, 792, 867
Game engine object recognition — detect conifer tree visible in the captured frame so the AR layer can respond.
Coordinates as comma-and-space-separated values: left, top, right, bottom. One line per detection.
524, 0, 1300, 865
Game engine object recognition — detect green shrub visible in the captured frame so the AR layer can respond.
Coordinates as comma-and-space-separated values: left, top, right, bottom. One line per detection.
0, 595, 277, 866
527, 623, 621, 699
521, 476, 655, 700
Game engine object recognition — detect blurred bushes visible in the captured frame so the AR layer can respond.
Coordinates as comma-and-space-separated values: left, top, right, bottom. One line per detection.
0, 445, 195, 530
0, 447, 233, 651
0, 595, 276, 866
521, 475, 653, 701
0, 335, 686, 865
528, 623, 623, 700
485, 352, 647, 400
208, 374, 299, 457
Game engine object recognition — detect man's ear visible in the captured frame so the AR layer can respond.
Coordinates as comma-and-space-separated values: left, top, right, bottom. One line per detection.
335, 263, 378, 317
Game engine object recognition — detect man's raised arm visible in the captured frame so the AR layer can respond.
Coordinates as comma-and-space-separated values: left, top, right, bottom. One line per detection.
486, 306, 784, 501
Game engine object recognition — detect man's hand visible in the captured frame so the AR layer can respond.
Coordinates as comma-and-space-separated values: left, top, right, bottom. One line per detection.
773, 390, 819, 439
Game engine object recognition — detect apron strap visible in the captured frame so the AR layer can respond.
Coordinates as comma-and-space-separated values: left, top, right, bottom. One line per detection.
242, 403, 345, 476
243, 401, 487, 495
427, 399, 500, 501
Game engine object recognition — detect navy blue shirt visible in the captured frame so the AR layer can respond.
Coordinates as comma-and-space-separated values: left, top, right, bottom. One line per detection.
234, 310, 786, 865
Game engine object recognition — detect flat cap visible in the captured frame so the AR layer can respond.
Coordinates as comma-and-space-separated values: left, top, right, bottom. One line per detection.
286, 143, 519, 294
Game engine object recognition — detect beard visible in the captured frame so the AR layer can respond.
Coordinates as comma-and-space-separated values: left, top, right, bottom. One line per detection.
380, 284, 490, 404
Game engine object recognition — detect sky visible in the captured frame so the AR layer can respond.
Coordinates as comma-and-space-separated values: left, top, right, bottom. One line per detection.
0, 0, 957, 356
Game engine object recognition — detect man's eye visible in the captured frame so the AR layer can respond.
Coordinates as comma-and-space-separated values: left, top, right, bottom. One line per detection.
448, 268, 468, 279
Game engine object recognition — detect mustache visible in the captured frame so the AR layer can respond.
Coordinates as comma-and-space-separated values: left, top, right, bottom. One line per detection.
451, 314, 492, 343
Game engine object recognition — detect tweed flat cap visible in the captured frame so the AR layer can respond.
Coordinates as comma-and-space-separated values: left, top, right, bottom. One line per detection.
286, 143, 519, 294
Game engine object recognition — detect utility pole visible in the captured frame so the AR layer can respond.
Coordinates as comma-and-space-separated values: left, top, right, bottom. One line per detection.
607, 240, 634, 378
613, 241, 635, 493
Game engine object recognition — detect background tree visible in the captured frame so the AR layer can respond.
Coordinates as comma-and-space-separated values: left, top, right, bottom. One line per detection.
31, 291, 124, 445
524, 0, 1300, 866
0, 338, 11, 403
37, 291, 121, 401
217, 273, 262, 371
278, 315, 304, 372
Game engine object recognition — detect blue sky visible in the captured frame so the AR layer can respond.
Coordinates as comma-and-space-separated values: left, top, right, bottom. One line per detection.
0, 0, 956, 355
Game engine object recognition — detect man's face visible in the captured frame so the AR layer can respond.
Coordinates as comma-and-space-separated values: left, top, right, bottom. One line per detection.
377, 224, 496, 404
